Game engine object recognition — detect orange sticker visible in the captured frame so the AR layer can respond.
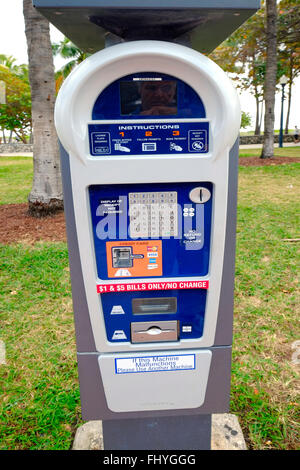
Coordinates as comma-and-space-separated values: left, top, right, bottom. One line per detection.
106, 240, 162, 278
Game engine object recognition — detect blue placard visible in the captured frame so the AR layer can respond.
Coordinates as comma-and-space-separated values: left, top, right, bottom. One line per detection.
89, 181, 213, 280
89, 121, 209, 156
89, 181, 212, 342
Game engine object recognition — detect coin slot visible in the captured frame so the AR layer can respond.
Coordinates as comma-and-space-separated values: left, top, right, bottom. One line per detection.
189, 187, 211, 204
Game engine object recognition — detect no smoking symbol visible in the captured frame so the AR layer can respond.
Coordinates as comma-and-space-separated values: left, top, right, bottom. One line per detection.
192, 141, 204, 150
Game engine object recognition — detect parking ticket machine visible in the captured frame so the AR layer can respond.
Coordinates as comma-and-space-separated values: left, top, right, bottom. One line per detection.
34, 0, 260, 450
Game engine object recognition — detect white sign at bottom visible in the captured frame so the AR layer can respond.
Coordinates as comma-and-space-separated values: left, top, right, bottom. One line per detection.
115, 354, 195, 374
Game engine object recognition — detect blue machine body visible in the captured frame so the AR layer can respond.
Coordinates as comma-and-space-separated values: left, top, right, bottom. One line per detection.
89, 181, 213, 280
89, 181, 212, 342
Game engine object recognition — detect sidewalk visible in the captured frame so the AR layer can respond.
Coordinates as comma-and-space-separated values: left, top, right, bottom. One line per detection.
0, 152, 33, 157
240, 142, 300, 149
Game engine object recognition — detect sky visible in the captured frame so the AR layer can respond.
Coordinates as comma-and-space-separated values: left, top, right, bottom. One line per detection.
0, 0, 299, 132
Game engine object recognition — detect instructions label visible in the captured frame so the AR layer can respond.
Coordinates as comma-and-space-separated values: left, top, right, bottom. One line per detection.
88, 121, 209, 156
115, 354, 196, 374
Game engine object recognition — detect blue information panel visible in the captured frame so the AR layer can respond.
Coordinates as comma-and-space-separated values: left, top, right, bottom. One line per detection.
89, 180, 212, 342
88, 121, 209, 156
89, 181, 213, 280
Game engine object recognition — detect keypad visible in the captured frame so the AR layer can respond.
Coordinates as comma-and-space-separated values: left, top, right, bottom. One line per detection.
129, 192, 178, 238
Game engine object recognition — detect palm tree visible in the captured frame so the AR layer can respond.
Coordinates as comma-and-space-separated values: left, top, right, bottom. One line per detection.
23, 0, 63, 216
261, 0, 278, 158
0, 54, 17, 70
52, 38, 89, 91
0, 54, 29, 80
0, 55, 30, 143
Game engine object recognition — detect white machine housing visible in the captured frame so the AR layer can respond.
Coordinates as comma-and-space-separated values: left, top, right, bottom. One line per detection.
55, 40, 240, 413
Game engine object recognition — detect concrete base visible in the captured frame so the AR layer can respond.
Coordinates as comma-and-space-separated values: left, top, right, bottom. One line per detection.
72, 414, 247, 450
211, 414, 247, 450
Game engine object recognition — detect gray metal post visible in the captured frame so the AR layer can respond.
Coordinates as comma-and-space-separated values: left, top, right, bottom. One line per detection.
279, 83, 286, 148
103, 415, 211, 450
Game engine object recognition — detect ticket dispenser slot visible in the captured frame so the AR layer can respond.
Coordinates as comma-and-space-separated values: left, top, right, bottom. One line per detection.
131, 320, 179, 343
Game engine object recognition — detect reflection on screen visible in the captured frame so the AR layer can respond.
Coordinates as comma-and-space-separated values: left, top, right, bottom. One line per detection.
120, 80, 178, 116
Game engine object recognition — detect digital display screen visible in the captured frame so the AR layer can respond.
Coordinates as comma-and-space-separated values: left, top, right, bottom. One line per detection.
120, 80, 178, 116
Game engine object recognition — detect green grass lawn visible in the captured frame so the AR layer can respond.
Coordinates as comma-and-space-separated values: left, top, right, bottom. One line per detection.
234, 164, 299, 449
0, 153, 299, 449
0, 243, 80, 450
0, 157, 33, 205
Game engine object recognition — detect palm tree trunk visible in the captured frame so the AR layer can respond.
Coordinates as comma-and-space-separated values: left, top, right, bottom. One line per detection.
261, 0, 277, 159
23, 0, 63, 216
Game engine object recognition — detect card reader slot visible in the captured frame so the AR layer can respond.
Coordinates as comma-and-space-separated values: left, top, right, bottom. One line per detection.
112, 246, 133, 268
